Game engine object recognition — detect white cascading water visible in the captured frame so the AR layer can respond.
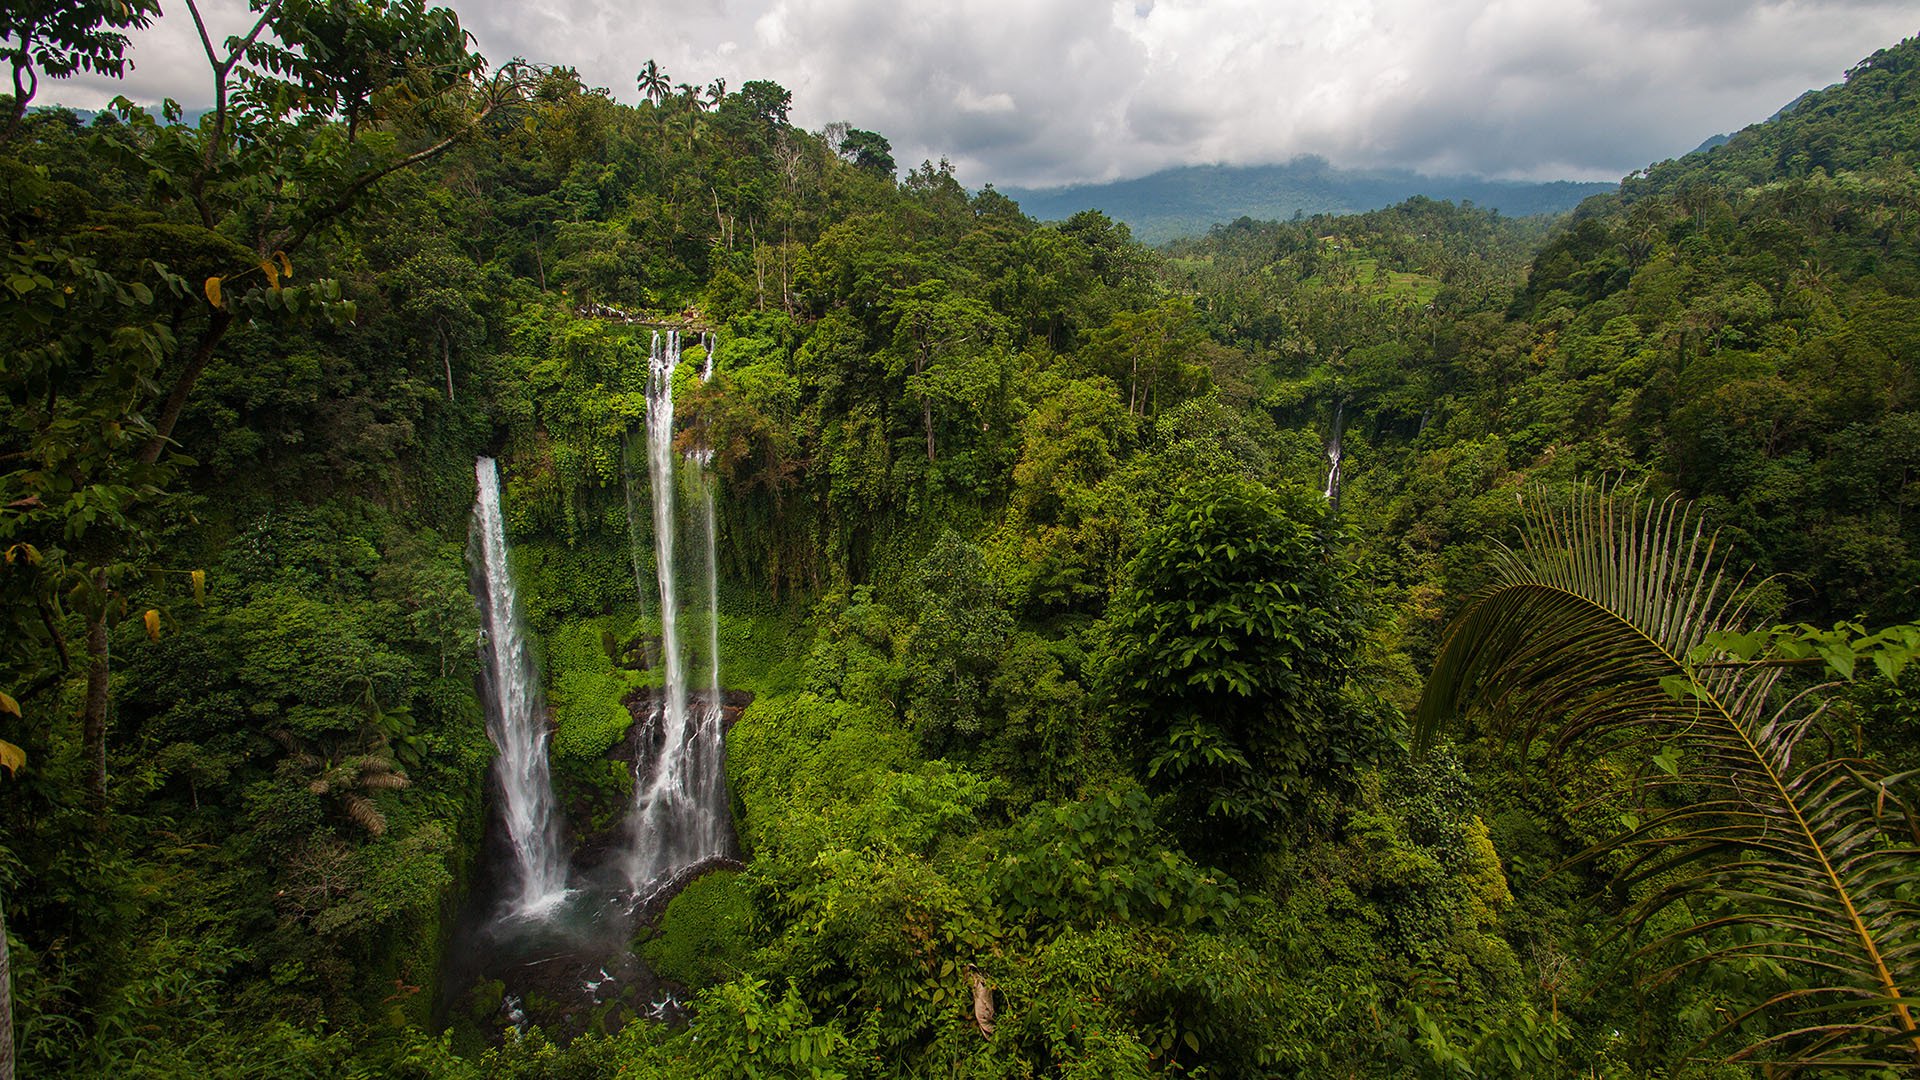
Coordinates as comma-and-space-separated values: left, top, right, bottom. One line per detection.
626, 330, 730, 892
699, 334, 721, 703
621, 427, 655, 637
1323, 397, 1345, 512
470, 457, 570, 915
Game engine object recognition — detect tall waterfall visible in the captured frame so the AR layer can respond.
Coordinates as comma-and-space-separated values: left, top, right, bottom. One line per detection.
621, 427, 655, 657
626, 330, 731, 892
470, 457, 570, 914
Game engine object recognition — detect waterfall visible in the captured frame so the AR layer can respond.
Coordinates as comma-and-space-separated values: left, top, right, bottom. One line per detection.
626, 330, 731, 893
699, 334, 721, 702
621, 427, 655, 665
470, 457, 570, 915
1323, 397, 1346, 513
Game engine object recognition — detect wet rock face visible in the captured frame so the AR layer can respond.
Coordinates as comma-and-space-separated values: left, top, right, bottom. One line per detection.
563, 687, 751, 878
619, 686, 755, 739
615, 633, 662, 672
440, 859, 698, 1046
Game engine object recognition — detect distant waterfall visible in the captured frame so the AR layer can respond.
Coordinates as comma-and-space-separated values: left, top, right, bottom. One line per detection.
1323, 397, 1346, 514
470, 457, 570, 915
627, 330, 731, 892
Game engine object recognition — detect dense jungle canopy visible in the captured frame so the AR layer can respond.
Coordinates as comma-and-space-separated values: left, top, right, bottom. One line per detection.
3, 2, 1920, 1076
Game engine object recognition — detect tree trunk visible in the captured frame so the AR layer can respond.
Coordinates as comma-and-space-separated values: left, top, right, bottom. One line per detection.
917, 353, 934, 463
967, 967, 994, 1040
83, 573, 110, 814
139, 310, 235, 465
0, 892, 12, 1080
439, 326, 454, 402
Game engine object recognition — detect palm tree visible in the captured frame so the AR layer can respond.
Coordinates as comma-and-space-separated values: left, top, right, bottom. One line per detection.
1417, 485, 1920, 1071
705, 77, 727, 110
636, 58, 669, 105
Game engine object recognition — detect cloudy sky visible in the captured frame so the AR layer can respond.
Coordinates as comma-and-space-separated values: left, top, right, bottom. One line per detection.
45, 0, 1918, 189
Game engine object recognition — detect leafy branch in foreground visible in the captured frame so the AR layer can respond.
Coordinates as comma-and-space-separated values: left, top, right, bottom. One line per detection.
1416, 486, 1920, 1070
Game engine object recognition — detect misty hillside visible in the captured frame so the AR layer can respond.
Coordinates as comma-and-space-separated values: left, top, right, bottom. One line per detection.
1002, 157, 1615, 242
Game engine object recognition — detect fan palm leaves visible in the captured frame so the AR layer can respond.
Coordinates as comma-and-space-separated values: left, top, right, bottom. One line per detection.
273, 730, 410, 837
1416, 485, 1920, 1070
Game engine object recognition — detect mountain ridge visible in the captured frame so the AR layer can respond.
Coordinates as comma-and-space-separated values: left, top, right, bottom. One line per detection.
1001, 157, 1615, 244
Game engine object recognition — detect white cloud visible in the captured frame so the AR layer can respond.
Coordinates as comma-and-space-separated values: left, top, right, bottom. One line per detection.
40, 0, 1920, 188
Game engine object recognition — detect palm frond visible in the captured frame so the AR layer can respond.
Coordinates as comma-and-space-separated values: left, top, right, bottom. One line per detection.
1417, 484, 1920, 1069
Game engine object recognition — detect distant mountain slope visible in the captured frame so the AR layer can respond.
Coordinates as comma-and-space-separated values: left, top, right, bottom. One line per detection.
1001, 158, 1614, 244
1613, 42, 1918, 198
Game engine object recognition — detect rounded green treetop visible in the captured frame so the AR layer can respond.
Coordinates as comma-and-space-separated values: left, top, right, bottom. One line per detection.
1101, 475, 1371, 854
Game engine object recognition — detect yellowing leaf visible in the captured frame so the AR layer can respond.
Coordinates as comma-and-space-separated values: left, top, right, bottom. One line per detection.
260, 258, 280, 288
191, 569, 206, 605
205, 275, 223, 309
0, 690, 17, 716
275, 251, 293, 280
0, 740, 22, 777
143, 609, 161, 642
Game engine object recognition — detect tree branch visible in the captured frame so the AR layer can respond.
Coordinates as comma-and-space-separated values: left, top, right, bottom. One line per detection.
185, 0, 282, 226
273, 84, 508, 255
35, 597, 69, 673
3, 54, 38, 144
137, 309, 232, 465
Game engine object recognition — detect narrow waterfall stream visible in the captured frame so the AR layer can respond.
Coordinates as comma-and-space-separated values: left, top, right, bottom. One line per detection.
626, 330, 733, 895
1323, 397, 1346, 513
469, 457, 570, 915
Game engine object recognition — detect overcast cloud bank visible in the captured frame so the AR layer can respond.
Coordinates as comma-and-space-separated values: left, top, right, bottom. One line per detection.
42, 0, 1919, 190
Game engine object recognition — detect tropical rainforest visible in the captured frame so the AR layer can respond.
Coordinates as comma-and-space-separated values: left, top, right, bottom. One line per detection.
4, 2, 1920, 1077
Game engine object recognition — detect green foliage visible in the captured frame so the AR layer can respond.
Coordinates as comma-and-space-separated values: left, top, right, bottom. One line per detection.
545, 619, 639, 760
991, 783, 1237, 931
898, 532, 1011, 752
641, 870, 754, 988
8, 7, 1920, 1075
684, 976, 853, 1079
1101, 475, 1375, 849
